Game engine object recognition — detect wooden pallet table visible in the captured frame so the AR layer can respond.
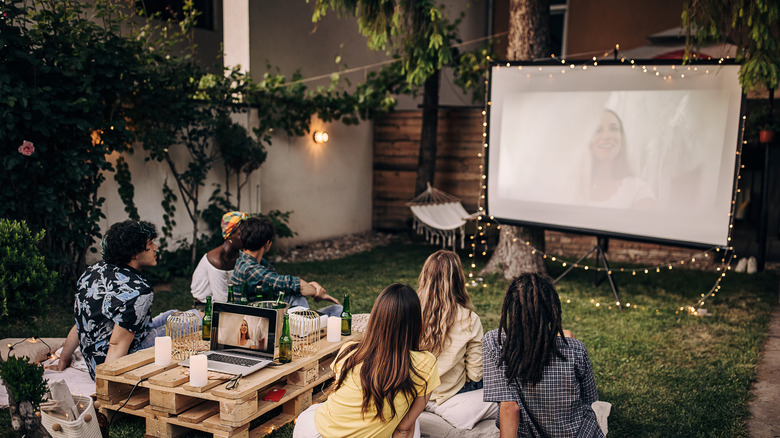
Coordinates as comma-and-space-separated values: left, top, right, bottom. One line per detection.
95, 333, 361, 438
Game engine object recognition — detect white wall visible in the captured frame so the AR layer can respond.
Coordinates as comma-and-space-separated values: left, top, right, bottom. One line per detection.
90, 0, 487, 262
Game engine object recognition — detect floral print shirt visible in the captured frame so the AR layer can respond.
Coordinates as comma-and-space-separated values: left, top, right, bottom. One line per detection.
74, 262, 154, 380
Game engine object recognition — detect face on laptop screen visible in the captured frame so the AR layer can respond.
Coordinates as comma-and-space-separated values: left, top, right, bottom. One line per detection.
216, 312, 270, 351
211, 302, 278, 356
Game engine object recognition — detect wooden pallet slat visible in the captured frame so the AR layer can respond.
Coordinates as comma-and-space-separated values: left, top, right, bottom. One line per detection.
177, 401, 220, 424
96, 347, 155, 377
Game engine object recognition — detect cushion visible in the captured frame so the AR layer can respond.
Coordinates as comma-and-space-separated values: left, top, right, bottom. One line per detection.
0, 338, 65, 364
427, 389, 499, 430
419, 412, 499, 438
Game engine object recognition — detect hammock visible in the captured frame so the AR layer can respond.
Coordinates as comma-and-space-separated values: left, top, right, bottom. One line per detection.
407, 183, 479, 249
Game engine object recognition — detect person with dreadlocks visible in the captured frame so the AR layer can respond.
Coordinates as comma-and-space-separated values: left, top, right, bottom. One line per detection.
483, 273, 603, 437
57, 220, 200, 379
293, 284, 440, 437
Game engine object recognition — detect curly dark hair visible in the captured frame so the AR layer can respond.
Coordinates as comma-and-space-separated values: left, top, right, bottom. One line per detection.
102, 220, 158, 266
498, 273, 567, 384
240, 217, 274, 251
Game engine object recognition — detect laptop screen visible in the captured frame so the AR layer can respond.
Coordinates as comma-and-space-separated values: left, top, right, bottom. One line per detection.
211, 302, 278, 358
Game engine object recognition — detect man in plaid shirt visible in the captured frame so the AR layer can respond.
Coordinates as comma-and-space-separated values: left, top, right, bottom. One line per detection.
230, 217, 342, 316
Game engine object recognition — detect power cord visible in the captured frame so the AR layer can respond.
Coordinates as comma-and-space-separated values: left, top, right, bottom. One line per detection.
108, 377, 149, 429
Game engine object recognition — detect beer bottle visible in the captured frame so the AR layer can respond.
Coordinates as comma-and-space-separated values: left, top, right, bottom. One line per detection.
274, 291, 286, 309
202, 296, 212, 341
239, 282, 249, 305
227, 284, 235, 303
256, 284, 263, 303
341, 293, 352, 336
278, 313, 292, 363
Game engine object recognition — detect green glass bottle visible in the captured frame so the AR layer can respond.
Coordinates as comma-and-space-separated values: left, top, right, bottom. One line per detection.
274, 291, 286, 309
341, 293, 352, 336
278, 313, 292, 363
239, 282, 249, 305
256, 284, 263, 303
227, 284, 235, 303
202, 296, 212, 341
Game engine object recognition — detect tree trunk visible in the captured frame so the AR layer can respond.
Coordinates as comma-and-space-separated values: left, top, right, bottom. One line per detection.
482, 0, 551, 279
507, 0, 552, 60
4, 385, 51, 438
415, 69, 441, 196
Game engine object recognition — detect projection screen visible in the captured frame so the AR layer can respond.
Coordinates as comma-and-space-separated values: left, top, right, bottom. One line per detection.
486, 62, 743, 248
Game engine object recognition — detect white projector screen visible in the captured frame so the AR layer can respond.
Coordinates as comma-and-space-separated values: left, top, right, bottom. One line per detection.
487, 62, 743, 248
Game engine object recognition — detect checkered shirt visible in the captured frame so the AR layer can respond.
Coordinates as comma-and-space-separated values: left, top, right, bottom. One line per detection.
483, 329, 603, 437
230, 252, 301, 302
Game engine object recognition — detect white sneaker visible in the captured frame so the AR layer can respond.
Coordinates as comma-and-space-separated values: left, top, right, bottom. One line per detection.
747, 256, 758, 274
735, 258, 748, 273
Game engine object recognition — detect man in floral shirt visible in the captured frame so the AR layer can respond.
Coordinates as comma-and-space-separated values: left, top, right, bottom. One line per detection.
63, 220, 197, 380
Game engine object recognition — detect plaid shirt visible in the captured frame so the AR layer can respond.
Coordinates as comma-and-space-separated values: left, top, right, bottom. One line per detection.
230, 252, 301, 302
483, 329, 603, 438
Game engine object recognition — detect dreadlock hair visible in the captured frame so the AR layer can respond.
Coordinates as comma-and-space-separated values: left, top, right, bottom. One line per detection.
103, 220, 158, 266
498, 273, 567, 384
416, 250, 475, 356
330, 283, 425, 422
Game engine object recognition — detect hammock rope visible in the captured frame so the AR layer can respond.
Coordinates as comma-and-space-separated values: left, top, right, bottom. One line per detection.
407, 183, 479, 249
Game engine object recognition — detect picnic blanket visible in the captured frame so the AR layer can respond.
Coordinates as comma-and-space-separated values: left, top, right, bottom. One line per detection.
0, 344, 95, 408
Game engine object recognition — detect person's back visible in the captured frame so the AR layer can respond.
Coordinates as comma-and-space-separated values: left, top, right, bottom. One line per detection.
416, 250, 497, 431
482, 273, 603, 438
191, 211, 247, 305
294, 284, 440, 438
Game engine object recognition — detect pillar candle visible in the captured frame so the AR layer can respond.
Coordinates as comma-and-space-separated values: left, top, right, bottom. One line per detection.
189, 354, 208, 387
327, 316, 342, 342
154, 336, 172, 367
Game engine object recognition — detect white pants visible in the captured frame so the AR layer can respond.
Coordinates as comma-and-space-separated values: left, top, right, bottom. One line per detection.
293, 403, 421, 438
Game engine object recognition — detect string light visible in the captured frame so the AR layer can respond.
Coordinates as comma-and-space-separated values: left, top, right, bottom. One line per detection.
466, 50, 742, 312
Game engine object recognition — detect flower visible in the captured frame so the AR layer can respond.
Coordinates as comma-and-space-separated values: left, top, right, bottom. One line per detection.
18, 141, 34, 156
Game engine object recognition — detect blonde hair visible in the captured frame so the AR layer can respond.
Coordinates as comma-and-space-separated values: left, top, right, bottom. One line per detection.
416, 250, 474, 356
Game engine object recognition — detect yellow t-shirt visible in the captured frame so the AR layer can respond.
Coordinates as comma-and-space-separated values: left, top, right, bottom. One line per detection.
315, 344, 440, 438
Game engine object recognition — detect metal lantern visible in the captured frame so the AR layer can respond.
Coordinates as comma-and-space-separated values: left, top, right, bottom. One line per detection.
289, 309, 322, 358
166, 311, 200, 361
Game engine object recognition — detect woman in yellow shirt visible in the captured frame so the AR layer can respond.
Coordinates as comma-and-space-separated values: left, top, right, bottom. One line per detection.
293, 283, 440, 438
416, 250, 497, 430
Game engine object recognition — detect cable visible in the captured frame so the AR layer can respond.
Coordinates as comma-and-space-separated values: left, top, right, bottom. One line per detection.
108, 377, 149, 429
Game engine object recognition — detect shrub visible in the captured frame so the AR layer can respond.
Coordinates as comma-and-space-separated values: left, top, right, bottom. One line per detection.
0, 219, 56, 321
0, 356, 47, 408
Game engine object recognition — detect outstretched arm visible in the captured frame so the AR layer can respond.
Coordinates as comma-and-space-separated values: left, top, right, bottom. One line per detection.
56, 324, 79, 371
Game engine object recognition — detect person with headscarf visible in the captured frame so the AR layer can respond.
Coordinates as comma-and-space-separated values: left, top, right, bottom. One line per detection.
191, 211, 248, 307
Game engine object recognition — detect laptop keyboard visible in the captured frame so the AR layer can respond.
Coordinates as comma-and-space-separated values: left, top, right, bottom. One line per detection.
206, 353, 262, 367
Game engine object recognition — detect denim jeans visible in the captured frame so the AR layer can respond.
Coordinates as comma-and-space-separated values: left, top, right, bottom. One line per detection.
139, 309, 201, 349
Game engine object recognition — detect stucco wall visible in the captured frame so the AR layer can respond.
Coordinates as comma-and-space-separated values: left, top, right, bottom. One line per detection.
90, 0, 487, 262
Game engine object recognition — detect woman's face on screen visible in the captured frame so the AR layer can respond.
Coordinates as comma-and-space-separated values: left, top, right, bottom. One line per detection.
590, 111, 623, 162
240, 320, 248, 334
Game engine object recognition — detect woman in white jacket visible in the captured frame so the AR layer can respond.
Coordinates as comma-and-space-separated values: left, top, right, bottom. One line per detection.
416, 250, 497, 429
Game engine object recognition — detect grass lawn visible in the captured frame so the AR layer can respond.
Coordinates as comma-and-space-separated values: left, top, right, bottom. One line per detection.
1, 240, 777, 437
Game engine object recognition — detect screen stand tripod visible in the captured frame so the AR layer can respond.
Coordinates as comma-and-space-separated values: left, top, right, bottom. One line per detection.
553, 237, 622, 310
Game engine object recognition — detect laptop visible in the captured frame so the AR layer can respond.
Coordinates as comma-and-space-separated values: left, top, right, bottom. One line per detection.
179, 302, 281, 376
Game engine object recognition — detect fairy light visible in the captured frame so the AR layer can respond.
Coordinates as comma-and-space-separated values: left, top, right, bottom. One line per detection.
468, 53, 742, 304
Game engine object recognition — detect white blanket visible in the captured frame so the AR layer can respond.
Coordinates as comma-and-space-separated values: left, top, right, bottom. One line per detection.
0, 346, 95, 408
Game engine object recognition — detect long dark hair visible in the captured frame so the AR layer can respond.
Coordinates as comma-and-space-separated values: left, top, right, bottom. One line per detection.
331, 283, 424, 421
498, 273, 566, 384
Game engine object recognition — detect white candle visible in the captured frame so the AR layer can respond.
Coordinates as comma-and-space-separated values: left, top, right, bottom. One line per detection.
320, 314, 329, 330
189, 354, 208, 387
327, 316, 342, 343
154, 336, 172, 366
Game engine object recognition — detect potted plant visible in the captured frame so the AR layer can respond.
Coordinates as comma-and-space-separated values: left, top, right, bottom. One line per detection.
0, 356, 49, 437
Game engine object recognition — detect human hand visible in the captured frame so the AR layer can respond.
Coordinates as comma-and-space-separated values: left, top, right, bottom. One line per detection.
316, 293, 340, 305
562, 329, 576, 339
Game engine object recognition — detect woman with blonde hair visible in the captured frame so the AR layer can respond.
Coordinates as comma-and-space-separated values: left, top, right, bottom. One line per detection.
416, 250, 497, 430
293, 284, 439, 437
